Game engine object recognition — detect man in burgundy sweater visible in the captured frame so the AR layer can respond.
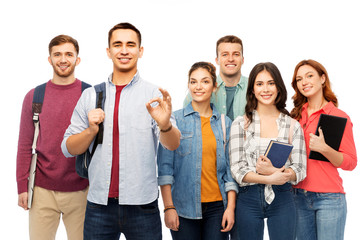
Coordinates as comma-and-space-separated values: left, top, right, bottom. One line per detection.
16, 35, 89, 240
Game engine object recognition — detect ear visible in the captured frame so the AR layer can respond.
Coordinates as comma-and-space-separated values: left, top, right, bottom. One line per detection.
213, 82, 217, 92
215, 56, 220, 66
241, 56, 245, 65
106, 48, 111, 59
48, 56, 52, 65
321, 74, 326, 85
75, 57, 81, 66
138, 46, 144, 58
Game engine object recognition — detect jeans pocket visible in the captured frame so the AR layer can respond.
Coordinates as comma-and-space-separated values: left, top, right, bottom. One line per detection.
86, 201, 103, 210
238, 186, 250, 194
274, 183, 292, 192
138, 199, 159, 214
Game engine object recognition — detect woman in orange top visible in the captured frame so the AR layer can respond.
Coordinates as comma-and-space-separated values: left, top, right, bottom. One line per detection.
291, 59, 357, 240
157, 62, 238, 240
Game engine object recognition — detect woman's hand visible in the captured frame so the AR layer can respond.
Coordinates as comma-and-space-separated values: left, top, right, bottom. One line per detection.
221, 207, 235, 232
164, 209, 179, 232
309, 127, 327, 153
267, 167, 292, 185
256, 155, 280, 175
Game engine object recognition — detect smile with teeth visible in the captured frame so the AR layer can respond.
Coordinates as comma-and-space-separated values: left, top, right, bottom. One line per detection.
226, 64, 236, 68
303, 86, 312, 91
59, 65, 69, 70
119, 57, 131, 63
261, 94, 272, 99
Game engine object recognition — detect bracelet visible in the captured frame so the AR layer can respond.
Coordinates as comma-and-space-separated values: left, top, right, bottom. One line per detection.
164, 205, 176, 213
159, 123, 173, 133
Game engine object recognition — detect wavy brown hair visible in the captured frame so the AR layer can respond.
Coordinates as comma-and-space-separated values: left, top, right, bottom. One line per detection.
245, 62, 290, 123
290, 59, 338, 120
188, 62, 217, 85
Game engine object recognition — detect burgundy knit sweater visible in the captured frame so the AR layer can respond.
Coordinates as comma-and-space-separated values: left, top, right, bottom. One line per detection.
16, 79, 88, 194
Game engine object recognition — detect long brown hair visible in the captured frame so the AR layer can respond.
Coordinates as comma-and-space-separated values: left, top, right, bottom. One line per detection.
290, 59, 338, 120
245, 62, 290, 123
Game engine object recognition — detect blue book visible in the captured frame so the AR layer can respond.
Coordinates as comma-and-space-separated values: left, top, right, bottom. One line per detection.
264, 140, 293, 168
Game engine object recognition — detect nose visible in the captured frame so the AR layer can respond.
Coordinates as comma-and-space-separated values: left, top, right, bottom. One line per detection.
120, 46, 128, 55
60, 54, 67, 63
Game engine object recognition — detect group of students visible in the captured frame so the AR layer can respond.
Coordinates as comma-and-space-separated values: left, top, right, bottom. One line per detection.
16, 22, 357, 240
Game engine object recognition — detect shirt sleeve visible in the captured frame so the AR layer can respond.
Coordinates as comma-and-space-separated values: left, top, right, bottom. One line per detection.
229, 117, 255, 186
16, 89, 35, 194
61, 88, 94, 158
157, 142, 175, 186
338, 117, 357, 171
223, 117, 238, 193
287, 121, 307, 185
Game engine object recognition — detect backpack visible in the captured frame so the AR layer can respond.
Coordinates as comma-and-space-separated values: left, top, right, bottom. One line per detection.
75, 82, 106, 179
28, 81, 91, 208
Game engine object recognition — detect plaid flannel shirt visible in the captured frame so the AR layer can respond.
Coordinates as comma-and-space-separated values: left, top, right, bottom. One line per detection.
229, 110, 306, 204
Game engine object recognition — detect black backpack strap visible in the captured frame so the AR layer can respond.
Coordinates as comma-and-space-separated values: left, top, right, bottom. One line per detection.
81, 81, 92, 92
32, 83, 47, 120
90, 82, 106, 157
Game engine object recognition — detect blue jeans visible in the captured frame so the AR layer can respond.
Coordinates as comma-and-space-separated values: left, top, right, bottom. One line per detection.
293, 189, 347, 240
171, 201, 228, 240
83, 198, 162, 240
235, 183, 296, 240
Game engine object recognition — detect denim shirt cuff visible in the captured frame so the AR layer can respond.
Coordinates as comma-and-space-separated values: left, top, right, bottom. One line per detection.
158, 175, 174, 186
225, 182, 239, 194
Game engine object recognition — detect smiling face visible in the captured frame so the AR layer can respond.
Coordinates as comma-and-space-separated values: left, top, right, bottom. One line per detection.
295, 64, 326, 98
48, 42, 80, 78
189, 68, 216, 104
107, 29, 143, 74
215, 42, 243, 79
254, 70, 278, 107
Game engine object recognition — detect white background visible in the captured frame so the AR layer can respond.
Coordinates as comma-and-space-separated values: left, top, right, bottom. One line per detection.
1, 0, 362, 239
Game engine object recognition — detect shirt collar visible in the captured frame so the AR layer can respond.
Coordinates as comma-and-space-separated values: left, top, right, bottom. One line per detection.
301, 101, 335, 115
107, 71, 140, 86
183, 102, 219, 119
217, 74, 246, 89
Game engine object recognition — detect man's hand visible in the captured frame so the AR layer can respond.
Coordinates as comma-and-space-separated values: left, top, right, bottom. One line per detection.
18, 192, 28, 210
146, 88, 172, 130
88, 108, 105, 134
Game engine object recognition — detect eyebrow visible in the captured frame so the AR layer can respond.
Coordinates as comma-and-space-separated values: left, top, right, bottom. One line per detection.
190, 77, 211, 81
112, 41, 137, 45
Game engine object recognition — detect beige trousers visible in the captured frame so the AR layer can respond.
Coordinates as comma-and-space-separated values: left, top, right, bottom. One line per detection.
29, 186, 88, 240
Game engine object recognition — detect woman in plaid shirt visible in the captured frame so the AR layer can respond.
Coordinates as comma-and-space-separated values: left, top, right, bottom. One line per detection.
229, 62, 306, 240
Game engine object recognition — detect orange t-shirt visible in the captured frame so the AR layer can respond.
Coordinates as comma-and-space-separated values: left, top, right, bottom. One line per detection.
200, 116, 223, 203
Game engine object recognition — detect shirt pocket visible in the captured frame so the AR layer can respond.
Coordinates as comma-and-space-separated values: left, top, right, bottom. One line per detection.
176, 132, 193, 157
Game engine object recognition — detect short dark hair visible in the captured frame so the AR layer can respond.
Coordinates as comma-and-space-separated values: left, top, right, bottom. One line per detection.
108, 22, 142, 47
216, 35, 243, 57
48, 35, 79, 55
245, 62, 289, 123
188, 62, 217, 85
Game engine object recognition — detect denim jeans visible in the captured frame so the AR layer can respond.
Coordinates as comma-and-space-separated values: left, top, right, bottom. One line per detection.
83, 198, 162, 240
235, 183, 296, 240
170, 201, 228, 240
293, 189, 347, 240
